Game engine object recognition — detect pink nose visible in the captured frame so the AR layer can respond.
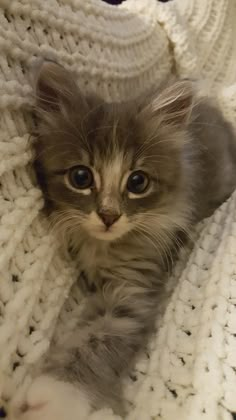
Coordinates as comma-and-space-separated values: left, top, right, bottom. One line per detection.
98, 212, 120, 228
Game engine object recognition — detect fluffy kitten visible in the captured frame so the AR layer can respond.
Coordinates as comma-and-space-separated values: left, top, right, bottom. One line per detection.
11, 62, 236, 420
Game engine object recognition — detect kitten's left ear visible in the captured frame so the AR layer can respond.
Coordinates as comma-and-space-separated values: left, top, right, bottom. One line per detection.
31, 59, 87, 114
144, 80, 195, 126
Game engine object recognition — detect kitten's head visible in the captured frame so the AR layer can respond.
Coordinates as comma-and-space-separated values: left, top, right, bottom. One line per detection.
33, 61, 195, 245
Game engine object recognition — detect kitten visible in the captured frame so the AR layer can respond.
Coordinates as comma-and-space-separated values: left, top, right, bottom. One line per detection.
11, 61, 236, 420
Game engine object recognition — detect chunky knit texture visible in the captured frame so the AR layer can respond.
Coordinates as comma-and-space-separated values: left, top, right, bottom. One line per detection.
0, 0, 236, 419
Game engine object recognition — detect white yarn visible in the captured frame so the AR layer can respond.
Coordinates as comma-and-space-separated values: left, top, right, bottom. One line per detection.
0, 0, 236, 419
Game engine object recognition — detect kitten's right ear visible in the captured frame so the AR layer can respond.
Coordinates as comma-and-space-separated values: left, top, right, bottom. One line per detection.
140, 80, 195, 128
31, 60, 87, 114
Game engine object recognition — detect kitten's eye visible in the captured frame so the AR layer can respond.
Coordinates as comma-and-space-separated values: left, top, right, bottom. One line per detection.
68, 165, 94, 190
127, 171, 150, 194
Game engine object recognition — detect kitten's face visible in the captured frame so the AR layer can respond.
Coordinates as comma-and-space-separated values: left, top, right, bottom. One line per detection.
33, 62, 194, 244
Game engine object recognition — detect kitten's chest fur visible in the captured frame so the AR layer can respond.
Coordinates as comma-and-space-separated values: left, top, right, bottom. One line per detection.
78, 239, 115, 281
76, 236, 164, 291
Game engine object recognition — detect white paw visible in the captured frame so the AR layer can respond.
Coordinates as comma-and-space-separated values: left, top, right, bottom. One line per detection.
10, 375, 92, 420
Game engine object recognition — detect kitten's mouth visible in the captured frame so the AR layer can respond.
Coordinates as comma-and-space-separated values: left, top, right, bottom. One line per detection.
92, 225, 122, 241
88, 223, 129, 242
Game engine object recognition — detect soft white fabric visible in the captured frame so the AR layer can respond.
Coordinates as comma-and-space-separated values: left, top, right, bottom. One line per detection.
0, 0, 236, 419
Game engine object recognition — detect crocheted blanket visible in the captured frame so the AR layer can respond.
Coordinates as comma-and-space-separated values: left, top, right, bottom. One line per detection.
0, 0, 236, 419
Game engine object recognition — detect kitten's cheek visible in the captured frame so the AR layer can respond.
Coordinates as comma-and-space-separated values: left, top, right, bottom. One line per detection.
9, 375, 92, 420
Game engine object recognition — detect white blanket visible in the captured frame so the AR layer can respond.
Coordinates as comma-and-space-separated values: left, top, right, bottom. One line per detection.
0, 0, 236, 419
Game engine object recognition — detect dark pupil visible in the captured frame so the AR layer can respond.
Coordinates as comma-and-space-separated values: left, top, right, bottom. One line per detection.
70, 166, 93, 189
128, 172, 148, 194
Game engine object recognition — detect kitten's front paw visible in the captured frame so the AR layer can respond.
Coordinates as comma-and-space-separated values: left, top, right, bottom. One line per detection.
10, 375, 91, 420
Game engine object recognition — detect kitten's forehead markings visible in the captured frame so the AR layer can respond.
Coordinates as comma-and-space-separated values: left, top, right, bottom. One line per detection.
112, 119, 118, 146
98, 154, 124, 210
93, 169, 101, 191
79, 150, 90, 166
102, 154, 124, 194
